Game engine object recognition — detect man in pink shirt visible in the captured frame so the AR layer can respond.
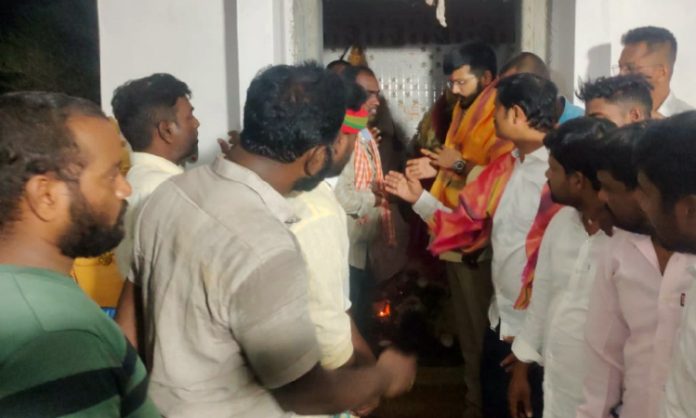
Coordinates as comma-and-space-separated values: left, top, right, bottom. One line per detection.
576, 122, 696, 418
634, 111, 696, 418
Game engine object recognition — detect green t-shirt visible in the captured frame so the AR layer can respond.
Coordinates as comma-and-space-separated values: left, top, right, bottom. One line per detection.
0, 265, 160, 417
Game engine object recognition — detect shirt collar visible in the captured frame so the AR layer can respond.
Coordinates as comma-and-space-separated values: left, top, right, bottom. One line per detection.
211, 156, 299, 225
512, 145, 549, 163
359, 128, 373, 144
658, 90, 678, 117
130, 152, 184, 175
621, 229, 661, 269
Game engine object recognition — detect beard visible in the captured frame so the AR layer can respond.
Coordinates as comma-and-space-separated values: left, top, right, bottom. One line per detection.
457, 83, 485, 109
604, 203, 652, 236
182, 138, 199, 164
549, 183, 578, 207
549, 188, 566, 205
58, 188, 128, 259
292, 147, 334, 192
657, 233, 696, 254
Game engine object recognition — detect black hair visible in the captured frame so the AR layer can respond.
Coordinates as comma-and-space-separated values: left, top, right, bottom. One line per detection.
635, 111, 696, 207
111, 73, 191, 152
595, 121, 652, 190
443, 42, 497, 77
500, 52, 549, 79
342, 65, 376, 83
0, 91, 107, 234
327, 59, 351, 72
240, 62, 346, 163
577, 75, 653, 116
543, 117, 616, 190
496, 73, 558, 132
622, 26, 677, 66
344, 78, 367, 111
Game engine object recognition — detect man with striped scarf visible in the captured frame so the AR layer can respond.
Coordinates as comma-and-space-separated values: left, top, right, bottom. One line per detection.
335, 65, 396, 337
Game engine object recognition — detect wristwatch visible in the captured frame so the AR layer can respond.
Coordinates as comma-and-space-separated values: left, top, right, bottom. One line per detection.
451, 159, 467, 175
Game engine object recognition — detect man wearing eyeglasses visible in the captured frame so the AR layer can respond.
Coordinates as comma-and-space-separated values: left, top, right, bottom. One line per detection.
616, 26, 693, 118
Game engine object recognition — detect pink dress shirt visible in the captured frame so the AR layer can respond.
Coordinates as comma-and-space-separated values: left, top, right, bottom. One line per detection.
576, 229, 696, 418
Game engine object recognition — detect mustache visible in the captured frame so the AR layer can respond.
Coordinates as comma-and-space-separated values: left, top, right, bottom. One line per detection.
116, 200, 129, 227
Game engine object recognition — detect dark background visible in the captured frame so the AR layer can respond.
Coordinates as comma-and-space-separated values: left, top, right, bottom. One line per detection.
0, 0, 100, 102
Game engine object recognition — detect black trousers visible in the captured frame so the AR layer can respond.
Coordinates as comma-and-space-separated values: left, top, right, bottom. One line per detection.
481, 327, 544, 418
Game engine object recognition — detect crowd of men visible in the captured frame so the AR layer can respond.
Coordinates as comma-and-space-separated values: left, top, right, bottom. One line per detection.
1, 24, 696, 418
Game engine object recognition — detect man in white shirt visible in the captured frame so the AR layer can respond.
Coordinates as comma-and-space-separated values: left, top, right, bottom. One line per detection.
111, 73, 200, 347
129, 63, 416, 417
385, 73, 561, 417
634, 111, 696, 418
576, 122, 696, 418
507, 117, 615, 418
617, 26, 693, 117
577, 74, 653, 126
287, 90, 378, 418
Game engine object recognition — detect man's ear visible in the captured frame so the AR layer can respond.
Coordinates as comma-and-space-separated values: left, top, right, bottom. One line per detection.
481, 70, 494, 88
512, 104, 527, 125
303, 145, 329, 176
569, 171, 585, 191
629, 106, 645, 122
156, 120, 175, 144
24, 174, 69, 223
656, 63, 670, 82
333, 133, 346, 156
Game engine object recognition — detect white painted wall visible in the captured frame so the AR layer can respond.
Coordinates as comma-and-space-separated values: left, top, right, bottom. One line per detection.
323, 44, 516, 139
236, 0, 293, 118
98, 0, 232, 165
550, 0, 696, 107
99, 0, 322, 164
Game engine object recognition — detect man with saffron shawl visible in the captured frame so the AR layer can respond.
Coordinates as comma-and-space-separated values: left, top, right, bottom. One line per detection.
386, 73, 563, 418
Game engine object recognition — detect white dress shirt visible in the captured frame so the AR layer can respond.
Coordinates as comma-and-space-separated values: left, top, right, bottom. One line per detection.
490, 146, 549, 338
661, 265, 696, 418
658, 90, 694, 117
287, 182, 353, 370
116, 152, 183, 276
577, 230, 696, 418
513, 207, 610, 418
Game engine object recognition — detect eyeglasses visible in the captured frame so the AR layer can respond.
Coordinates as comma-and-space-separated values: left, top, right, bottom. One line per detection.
446, 76, 477, 89
365, 89, 381, 99
610, 63, 661, 75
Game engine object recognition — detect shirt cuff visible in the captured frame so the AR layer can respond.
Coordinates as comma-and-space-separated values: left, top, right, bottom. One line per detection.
412, 191, 449, 221
512, 336, 543, 365
262, 345, 321, 389
320, 340, 355, 370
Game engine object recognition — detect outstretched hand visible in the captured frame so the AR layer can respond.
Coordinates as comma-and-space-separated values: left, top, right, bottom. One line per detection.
384, 171, 423, 204
406, 157, 438, 180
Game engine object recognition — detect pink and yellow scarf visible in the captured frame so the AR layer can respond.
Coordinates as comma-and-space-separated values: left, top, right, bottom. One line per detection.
429, 151, 561, 309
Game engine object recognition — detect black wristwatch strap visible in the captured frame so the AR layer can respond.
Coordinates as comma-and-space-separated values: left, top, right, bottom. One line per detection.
452, 159, 466, 175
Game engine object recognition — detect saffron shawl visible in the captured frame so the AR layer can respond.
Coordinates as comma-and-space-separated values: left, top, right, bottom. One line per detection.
430, 151, 561, 309
430, 80, 514, 209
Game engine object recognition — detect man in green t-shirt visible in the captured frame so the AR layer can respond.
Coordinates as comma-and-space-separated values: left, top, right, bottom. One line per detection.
0, 92, 159, 417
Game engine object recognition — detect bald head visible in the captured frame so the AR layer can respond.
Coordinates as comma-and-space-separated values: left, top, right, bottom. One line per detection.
500, 52, 550, 79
